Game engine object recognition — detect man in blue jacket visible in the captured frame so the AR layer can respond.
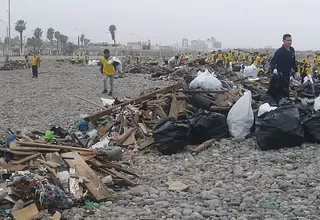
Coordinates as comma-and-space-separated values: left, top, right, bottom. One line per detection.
269, 34, 298, 100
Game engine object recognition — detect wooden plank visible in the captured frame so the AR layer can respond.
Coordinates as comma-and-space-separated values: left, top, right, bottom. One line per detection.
12, 153, 41, 165
74, 95, 107, 109
12, 203, 39, 220
0, 148, 35, 156
10, 144, 60, 152
37, 159, 60, 169
169, 95, 179, 118
17, 141, 93, 152
115, 127, 137, 145
138, 139, 154, 150
191, 139, 216, 154
176, 92, 187, 116
46, 152, 68, 172
98, 121, 116, 139
84, 82, 184, 121
138, 123, 148, 135
122, 129, 137, 146
62, 152, 112, 201
0, 163, 28, 171
100, 168, 136, 187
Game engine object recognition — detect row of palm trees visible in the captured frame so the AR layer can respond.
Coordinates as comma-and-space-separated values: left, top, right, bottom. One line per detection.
14, 19, 90, 55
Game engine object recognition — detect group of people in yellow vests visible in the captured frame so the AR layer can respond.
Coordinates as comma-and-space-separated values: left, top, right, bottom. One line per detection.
207, 50, 270, 71
69, 54, 90, 65
296, 53, 320, 80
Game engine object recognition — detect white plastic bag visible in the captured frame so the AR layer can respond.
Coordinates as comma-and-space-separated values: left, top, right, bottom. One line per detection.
303, 75, 314, 84
189, 70, 222, 90
227, 62, 233, 71
314, 96, 320, 111
227, 91, 254, 138
243, 64, 258, 78
258, 103, 277, 117
101, 97, 115, 107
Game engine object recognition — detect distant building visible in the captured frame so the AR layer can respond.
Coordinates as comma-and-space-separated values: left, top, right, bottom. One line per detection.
191, 40, 207, 51
182, 38, 189, 48
190, 37, 222, 52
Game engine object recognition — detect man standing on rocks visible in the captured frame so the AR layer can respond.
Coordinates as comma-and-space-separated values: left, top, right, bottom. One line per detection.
269, 34, 298, 98
100, 49, 122, 96
31, 54, 38, 78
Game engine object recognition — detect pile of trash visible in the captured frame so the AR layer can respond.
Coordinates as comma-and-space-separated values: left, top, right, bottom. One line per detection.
0, 124, 139, 218
3, 58, 320, 219
125, 65, 171, 77
0, 60, 30, 71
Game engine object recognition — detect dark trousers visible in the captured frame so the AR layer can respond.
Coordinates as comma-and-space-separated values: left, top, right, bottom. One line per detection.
32, 65, 38, 78
217, 60, 223, 67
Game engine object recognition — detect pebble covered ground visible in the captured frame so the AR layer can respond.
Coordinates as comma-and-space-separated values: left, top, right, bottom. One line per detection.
2, 60, 320, 220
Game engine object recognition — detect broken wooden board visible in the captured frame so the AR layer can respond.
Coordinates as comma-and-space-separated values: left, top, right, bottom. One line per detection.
84, 82, 184, 121
169, 95, 179, 118
0, 163, 28, 172
138, 139, 155, 150
115, 127, 137, 145
100, 168, 136, 187
12, 203, 39, 220
122, 129, 137, 146
17, 141, 93, 152
98, 121, 116, 139
191, 139, 216, 154
138, 123, 149, 135
12, 153, 41, 165
174, 92, 187, 117
46, 152, 68, 172
62, 152, 112, 201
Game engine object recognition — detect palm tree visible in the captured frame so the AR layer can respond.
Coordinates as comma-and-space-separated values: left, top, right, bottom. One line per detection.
109, 25, 117, 54
47, 27, 55, 55
26, 37, 36, 52
33, 28, 43, 52
59, 34, 68, 53
14, 20, 27, 55
80, 34, 85, 46
84, 38, 90, 47
54, 31, 60, 54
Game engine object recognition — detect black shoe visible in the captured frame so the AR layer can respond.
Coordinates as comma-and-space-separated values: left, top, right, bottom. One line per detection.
108, 92, 112, 96
102, 89, 108, 94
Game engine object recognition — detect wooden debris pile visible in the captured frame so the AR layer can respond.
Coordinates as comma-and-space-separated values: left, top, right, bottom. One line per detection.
84, 82, 242, 153
0, 128, 139, 219
0, 60, 30, 71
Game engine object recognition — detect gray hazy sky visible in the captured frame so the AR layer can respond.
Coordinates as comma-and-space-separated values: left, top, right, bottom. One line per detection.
0, 0, 319, 50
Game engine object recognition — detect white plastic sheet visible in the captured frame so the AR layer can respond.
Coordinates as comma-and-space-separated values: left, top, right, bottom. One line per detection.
314, 96, 320, 111
189, 70, 222, 90
88, 60, 98, 66
227, 91, 254, 138
243, 64, 258, 78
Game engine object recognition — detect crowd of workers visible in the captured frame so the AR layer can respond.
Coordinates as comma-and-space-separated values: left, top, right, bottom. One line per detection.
69, 54, 90, 65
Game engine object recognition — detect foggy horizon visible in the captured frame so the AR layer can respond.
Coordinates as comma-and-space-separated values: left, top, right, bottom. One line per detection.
0, 0, 319, 50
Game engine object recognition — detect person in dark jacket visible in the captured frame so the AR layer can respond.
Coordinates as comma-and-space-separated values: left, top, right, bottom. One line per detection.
269, 34, 298, 100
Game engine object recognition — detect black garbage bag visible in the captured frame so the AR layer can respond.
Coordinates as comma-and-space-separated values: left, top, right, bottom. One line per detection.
256, 105, 304, 150
297, 82, 315, 98
296, 103, 314, 123
267, 73, 289, 103
303, 111, 320, 143
153, 117, 190, 155
190, 94, 213, 110
190, 111, 229, 145
50, 126, 69, 138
